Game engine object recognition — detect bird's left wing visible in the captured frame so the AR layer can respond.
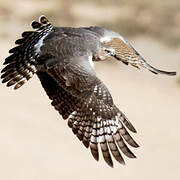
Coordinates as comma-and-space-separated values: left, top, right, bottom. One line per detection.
39, 55, 139, 167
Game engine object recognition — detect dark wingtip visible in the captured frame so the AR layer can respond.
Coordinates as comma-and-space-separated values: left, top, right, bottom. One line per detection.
142, 59, 177, 76
149, 69, 177, 76
90, 146, 99, 162
133, 142, 140, 148
82, 140, 89, 148
128, 123, 137, 133
106, 159, 114, 168
167, 71, 176, 76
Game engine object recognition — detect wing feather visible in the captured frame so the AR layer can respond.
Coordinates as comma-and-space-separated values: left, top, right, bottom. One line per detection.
84, 26, 176, 76
37, 55, 138, 167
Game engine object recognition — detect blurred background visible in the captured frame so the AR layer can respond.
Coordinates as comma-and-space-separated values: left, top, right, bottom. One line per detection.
0, 0, 180, 180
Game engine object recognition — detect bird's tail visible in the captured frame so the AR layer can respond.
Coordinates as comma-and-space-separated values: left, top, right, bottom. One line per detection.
1, 15, 53, 89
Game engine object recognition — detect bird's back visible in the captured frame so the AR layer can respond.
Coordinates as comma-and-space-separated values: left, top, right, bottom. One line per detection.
0, 17, 103, 89
40, 26, 102, 61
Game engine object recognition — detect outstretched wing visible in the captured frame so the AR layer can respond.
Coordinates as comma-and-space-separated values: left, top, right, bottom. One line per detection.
38, 54, 139, 167
84, 26, 176, 76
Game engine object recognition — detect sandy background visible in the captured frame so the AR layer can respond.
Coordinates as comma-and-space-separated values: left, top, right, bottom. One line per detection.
0, 0, 180, 180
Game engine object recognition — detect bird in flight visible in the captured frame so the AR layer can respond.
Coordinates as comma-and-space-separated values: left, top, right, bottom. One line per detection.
1, 15, 176, 167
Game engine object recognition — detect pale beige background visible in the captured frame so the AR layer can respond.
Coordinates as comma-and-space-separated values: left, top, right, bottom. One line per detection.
0, 0, 180, 180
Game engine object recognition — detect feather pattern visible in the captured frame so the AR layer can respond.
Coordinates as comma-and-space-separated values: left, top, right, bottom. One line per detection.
85, 26, 176, 76
37, 66, 138, 167
1, 15, 53, 89
1, 15, 176, 167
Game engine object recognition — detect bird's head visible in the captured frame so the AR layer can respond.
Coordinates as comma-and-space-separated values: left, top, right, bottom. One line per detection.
94, 45, 116, 61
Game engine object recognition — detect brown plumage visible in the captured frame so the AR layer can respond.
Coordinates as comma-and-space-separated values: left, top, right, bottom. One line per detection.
1, 15, 176, 167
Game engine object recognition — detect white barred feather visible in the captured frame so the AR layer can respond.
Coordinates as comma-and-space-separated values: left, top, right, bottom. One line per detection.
66, 83, 139, 167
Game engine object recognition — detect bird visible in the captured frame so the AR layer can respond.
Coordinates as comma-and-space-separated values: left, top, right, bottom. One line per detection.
1, 15, 176, 167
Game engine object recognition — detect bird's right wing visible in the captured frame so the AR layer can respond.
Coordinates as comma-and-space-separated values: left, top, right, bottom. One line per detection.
85, 26, 176, 76
103, 35, 176, 75
38, 54, 139, 167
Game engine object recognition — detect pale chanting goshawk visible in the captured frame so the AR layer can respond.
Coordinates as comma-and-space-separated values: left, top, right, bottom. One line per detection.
1, 15, 176, 167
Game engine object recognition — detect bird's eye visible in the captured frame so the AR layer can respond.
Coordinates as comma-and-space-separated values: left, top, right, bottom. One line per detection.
105, 48, 116, 56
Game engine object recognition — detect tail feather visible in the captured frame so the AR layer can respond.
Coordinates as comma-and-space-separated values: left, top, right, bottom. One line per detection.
1, 15, 53, 89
